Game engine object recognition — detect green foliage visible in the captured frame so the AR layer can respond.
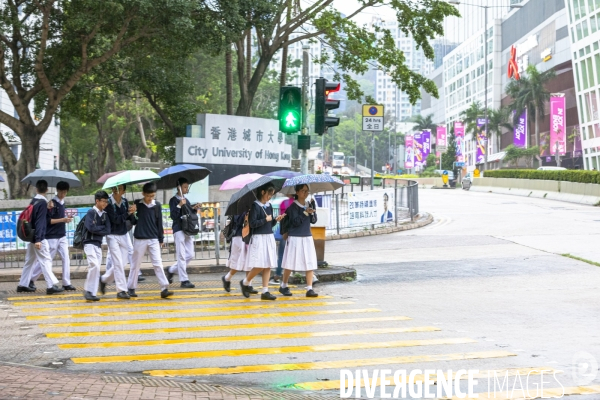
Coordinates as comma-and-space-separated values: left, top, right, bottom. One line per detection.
410, 114, 437, 132
485, 169, 600, 184
503, 145, 539, 168
441, 126, 457, 170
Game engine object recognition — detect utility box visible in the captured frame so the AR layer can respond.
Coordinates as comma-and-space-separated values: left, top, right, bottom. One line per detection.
311, 207, 329, 266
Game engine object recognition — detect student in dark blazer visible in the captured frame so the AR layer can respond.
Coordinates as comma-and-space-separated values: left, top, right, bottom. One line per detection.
82, 191, 112, 301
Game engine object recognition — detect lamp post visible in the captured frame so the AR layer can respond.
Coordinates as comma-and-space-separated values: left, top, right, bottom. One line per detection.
448, 1, 523, 172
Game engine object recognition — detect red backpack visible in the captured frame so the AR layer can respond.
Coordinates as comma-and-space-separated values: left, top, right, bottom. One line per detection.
17, 200, 42, 243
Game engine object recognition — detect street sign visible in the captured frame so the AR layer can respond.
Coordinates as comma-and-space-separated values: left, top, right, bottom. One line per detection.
362, 104, 384, 132
456, 162, 465, 167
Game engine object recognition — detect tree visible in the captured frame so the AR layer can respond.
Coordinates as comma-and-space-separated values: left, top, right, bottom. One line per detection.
505, 64, 556, 163
460, 101, 484, 168
441, 126, 457, 171
487, 107, 513, 154
410, 114, 437, 132
226, 0, 459, 116
0, 0, 221, 198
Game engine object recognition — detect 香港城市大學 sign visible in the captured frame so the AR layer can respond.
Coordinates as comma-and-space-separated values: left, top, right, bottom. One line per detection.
176, 114, 293, 168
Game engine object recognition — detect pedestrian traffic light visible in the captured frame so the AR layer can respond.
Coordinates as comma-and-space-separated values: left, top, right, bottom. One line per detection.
315, 77, 340, 135
278, 86, 302, 134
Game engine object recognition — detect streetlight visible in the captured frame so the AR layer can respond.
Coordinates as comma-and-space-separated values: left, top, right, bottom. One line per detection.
448, 1, 523, 171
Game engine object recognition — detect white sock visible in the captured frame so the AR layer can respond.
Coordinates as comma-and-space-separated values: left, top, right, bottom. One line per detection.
281, 282, 288, 288
248, 280, 253, 286
306, 286, 312, 291
225, 272, 232, 281
243, 278, 249, 286
262, 287, 269, 293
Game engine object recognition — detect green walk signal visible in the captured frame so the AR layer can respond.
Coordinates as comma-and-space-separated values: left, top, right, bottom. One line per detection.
278, 86, 302, 134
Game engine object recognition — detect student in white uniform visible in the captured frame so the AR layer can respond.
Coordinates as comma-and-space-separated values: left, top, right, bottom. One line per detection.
279, 184, 319, 297
127, 182, 173, 299
239, 183, 285, 300
221, 211, 257, 294
30, 181, 75, 291
82, 191, 111, 301
17, 180, 63, 294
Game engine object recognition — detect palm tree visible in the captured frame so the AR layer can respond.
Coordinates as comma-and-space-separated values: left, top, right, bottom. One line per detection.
487, 107, 513, 154
460, 101, 484, 166
505, 65, 556, 158
410, 114, 437, 132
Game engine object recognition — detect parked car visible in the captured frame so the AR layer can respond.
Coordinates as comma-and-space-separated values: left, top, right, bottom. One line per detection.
462, 173, 472, 191
537, 166, 567, 171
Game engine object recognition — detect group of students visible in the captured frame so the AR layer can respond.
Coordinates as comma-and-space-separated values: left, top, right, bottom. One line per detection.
17, 178, 199, 301
222, 182, 319, 300
16, 178, 320, 301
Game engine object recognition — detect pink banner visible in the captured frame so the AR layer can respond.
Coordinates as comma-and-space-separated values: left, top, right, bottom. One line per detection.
454, 122, 465, 163
476, 118, 488, 164
550, 96, 566, 155
436, 126, 447, 149
404, 135, 414, 169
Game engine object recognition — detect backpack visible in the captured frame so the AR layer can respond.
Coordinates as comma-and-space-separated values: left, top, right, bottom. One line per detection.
180, 203, 200, 236
16, 200, 43, 243
222, 216, 236, 244
241, 212, 251, 244
72, 215, 88, 249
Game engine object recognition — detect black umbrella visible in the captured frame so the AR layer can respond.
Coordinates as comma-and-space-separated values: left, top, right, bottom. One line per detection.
225, 176, 286, 216
21, 170, 82, 188
155, 164, 211, 191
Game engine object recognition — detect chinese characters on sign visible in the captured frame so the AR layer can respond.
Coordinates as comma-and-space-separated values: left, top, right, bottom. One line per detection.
404, 135, 414, 169
436, 127, 447, 153
362, 117, 384, 131
347, 189, 395, 227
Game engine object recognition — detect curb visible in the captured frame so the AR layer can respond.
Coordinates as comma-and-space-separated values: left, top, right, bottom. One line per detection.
288, 266, 356, 285
325, 212, 433, 241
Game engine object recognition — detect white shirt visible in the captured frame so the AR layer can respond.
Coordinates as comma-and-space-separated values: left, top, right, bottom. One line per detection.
53, 196, 64, 206
175, 194, 186, 209
254, 200, 271, 208
142, 200, 156, 208
109, 194, 123, 207
34, 194, 47, 202
93, 206, 105, 217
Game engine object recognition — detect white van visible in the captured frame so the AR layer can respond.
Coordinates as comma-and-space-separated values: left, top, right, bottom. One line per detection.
537, 166, 567, 171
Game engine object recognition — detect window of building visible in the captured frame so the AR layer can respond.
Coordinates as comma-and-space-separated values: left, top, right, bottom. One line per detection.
593, 157, 598, 170
582, 60, 590, 89
595, 54, 600, 84
586, 45, 592, 54
592, 15, 598, 33
587, 57, 596, 86
595, 42, 600, 51
568, 0, 574, 23
591, 0, 597, 13
577, 23, 583, 40
584, 20, 590, 37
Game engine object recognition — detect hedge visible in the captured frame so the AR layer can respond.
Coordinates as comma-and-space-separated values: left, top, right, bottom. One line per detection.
484, 169, 600, 184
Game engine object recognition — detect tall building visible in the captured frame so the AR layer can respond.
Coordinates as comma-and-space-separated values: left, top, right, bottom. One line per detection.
565, 0, 600, 170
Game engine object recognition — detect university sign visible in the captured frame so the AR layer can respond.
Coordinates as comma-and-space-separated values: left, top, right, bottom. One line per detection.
176, 114, 292, 168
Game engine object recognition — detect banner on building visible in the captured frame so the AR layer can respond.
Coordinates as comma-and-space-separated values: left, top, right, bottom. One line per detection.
476, 118, 488, 164
413, 131, 431, 169
550, 95, 566, 155
347, 189, 395, 227
404, 135, 414, 169
436, 126, 447, 152
454, 122, 465, 163
514, 110, 527, 148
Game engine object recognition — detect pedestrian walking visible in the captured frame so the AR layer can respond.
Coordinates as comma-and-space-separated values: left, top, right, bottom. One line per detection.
82, 191, 112, 301
99, 185, 136, 299
165, 177, 197, 288
239, 183, 285, 300
271, 195, 294, 284
279, 184, 318, 298
221, 211, 258, 294
127, 183, 173, 299
17, 180, 63, 294
30, 181, 76, 291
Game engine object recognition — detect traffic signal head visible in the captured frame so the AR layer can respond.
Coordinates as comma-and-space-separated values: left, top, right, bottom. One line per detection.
278, 86, 302, 134
315, 78, 340, 135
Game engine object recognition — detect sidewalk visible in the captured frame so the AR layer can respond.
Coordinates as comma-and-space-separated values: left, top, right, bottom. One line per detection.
0, 364, 336, 400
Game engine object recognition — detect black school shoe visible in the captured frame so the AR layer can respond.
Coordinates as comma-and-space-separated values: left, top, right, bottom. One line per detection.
161, 289, 174, 299
306, 289, 318, 297
239, 280, 250, 298
29, 280, 36, 290
99, 277, 106, 295
180, 281, 195, 289
164, 267, 173, 284
127, 289, 138, 297
137, 276, 146, 282
221, 276, 231, 292
248, 286, 259, 295
261, 292, 277, 300
84, 291, 100, 301
17, 285, 35, 293
46, 285, 64, 295
117, 291, 130, 299
278, 287, 293, 296
63, 285, 77, 291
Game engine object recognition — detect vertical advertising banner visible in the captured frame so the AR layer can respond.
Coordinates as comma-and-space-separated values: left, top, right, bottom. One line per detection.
514, 110, 527, 148
476, 118, 488, 164
550, 95, 566, 155
454, 121, 465, 163
422, 130, 431, 164
404, 135, 414, 169
436, 126, 447, 152
413, 132, 425, 169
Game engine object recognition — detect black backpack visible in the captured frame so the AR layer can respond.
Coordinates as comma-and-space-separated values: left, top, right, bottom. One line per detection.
181, 203, 200, 236
222, 216, 236, 244
72, 215, 88, 249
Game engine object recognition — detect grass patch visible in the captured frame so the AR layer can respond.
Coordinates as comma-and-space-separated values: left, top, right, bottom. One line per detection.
562, 253, 600, 267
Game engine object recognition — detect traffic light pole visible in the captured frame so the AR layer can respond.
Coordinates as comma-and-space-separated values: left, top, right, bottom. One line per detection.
300, 43, 310, 174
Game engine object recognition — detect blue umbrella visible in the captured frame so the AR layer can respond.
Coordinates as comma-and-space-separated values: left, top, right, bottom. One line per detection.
264, 170, 301, 179
155, 164, 211, 190
279, 174, 344, 195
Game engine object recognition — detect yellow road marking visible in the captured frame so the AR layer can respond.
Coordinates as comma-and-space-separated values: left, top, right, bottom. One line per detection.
27, 301, 352, 320
46, 316, 411, 338
40, 308, 382, 328
7, 285, 296, 301
59, 326, 440, 349
442, 385, 600, 399
23, 296, 333, 313
71, 337, 476, 364
144, 350, 516, 376
13, 291, 306, 306
292, 367, 562, 390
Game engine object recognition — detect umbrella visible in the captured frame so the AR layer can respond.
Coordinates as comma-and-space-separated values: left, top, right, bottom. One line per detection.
225, 176, 286, 216
96, 170, 125, 184
155, 164, 211, 190
102, 170, 161, 190
21, 170, 82, 188
264, 170, 301, 179
279, 174, 344, 195
219, 173, 263, 191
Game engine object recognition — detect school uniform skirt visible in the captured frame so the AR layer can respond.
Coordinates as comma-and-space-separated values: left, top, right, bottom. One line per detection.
245, 234, 277, 269
227, 236, 248, 271
281, 236, 318, 272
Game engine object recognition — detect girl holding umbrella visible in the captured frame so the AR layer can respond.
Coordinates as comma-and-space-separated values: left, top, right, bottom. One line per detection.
279, 184, 319, 298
